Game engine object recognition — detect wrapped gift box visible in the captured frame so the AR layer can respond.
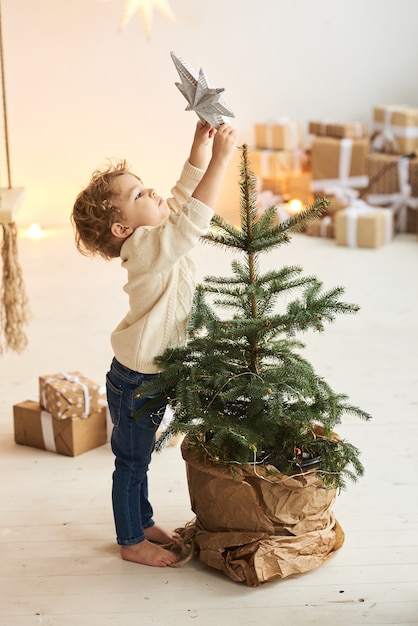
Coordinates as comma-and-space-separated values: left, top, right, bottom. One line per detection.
13, 400, 108, 456
335, 205, 393, 248
255, 120, 302, 151
248, 149, 295, 178
311, 137, 370, 192
366, 153, 401, 194
305, 216, 335, 238
313, 191, 349, 214
308, 120, 329, 136
271, 121, 303, 151
39, 371, 102, 420
366, 153, 418, 195
406, 207, 418, 234
270, 150, 304, 176
254, 124, 270, 150
309, 120, 368, 139
373, 104, 418, 154
365, 154, 418, 232
287, 172, 313, 206
260, 176, 287, 196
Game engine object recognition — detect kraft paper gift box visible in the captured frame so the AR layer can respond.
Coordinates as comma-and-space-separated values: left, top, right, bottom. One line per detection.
305, 216, 335, 238
366, 153, 401, 194
13, 400, 108, 456
270, 150, 302, 176
309, 121, 368, 139
248, 149, 273, 178
313, 191, 349, 215
39, 371, 102, 420
255, 120, 302, 151
287, 172, 313, 206
271, 120, 303, 151
366, 154, 418, 232
335, 204, 394, 248
255, 124, 275, 150
372, 105, 418, 154
248, 149, 294, 178
366, 153, 418, 196
311, 137, 370, 192
260, 176, 287, 196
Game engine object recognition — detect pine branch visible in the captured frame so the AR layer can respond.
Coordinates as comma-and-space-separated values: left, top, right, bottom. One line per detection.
134, 144, 370, 490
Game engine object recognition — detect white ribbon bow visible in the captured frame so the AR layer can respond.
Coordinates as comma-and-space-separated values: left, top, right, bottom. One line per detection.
60, 372, 90, 418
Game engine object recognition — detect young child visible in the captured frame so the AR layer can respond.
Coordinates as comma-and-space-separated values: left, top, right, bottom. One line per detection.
71, 121, 237, 567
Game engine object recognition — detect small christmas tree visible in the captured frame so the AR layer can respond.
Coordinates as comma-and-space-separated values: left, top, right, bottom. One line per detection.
139, 145, 371, 490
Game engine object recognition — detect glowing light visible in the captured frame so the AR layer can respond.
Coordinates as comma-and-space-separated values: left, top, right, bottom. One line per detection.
26, 223, 44, 239
119, 0, 176, 38
287, 199, 303, 214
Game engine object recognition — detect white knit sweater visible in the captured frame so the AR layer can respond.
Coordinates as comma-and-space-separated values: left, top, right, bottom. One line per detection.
110, 160, 214, 373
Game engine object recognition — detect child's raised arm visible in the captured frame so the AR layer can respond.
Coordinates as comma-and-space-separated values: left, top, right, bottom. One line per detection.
192, 123, 237, 209
189, 121, 216, 170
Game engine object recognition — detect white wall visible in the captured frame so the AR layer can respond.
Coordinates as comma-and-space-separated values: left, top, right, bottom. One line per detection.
2, 0, 418, 225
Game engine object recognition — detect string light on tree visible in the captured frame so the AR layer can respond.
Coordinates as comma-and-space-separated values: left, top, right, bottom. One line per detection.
119, 0, 175, 38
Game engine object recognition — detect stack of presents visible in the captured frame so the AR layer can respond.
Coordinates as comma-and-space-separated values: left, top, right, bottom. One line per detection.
250, 104, 418, 248
13, 372, 110, 456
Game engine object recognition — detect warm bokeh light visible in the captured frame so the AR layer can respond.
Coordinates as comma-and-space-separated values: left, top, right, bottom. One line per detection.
287, 199, 303, 214
119, 0, 176, 37
26, 223, 44, 239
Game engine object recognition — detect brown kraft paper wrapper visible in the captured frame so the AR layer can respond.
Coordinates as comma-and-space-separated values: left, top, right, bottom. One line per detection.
366, 153, 418, 196
248, 149, 294, 178
313, 191, 349, 214
311, 137, 370, 183
373, 105, 418, 154
287, 172, 313, 206
255, 122, 302, 151
174, 438, 344, 587
335, 207, 393, 248
39, 371, 102, 420
305, 216, 335, 238
309, 120, 368, 139
13, 400, 108, 456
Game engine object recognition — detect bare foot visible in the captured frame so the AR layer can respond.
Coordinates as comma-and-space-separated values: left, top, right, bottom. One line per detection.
144, 524, 179, 545
120, 540, 180, 567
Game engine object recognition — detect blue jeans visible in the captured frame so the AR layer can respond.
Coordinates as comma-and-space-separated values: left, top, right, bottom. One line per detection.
106, 358, 167, 546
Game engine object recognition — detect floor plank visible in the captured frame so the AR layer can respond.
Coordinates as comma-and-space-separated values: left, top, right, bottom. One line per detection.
1, 227, 418, 625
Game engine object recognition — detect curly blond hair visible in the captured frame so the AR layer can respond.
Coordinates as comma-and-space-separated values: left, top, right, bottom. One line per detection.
71, 160, 131, 260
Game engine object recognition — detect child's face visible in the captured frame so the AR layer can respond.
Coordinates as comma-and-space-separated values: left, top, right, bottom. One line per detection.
112, 173, 170, 230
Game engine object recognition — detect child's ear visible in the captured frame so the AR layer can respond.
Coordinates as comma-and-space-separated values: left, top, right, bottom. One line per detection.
111, 222, 133, 239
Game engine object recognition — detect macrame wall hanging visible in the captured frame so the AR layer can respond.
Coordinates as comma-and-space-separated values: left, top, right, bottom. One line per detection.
0, 1, 30, 354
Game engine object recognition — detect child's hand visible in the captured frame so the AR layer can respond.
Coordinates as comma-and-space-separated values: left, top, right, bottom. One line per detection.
211, 123, 237, 163
189, 121, 216, 169
194, 120, 216, 146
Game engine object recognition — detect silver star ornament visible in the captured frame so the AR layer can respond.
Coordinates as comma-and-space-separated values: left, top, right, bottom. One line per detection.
171, 52, 235, 128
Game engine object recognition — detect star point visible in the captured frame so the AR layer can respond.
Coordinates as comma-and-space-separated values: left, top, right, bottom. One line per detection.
171, 52, 235, 128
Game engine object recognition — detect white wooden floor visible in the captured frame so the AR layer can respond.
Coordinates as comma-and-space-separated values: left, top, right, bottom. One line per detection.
1, 225, 417, 626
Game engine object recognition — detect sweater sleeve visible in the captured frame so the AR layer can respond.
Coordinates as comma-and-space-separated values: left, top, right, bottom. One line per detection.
167, 160, 205, 213
120, 161, 214, 273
